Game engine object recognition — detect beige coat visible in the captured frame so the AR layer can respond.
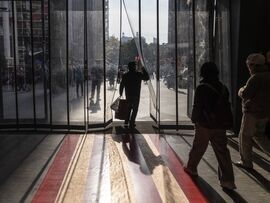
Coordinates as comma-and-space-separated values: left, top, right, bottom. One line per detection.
238, 65, 270, 118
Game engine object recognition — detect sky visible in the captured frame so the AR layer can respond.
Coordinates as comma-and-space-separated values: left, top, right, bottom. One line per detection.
109, 0, 169, 44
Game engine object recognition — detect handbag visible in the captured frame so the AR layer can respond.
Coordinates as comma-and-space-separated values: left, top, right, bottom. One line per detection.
114, 98, 129, 120
110, 97, 120, 111
111, 97, 129, 120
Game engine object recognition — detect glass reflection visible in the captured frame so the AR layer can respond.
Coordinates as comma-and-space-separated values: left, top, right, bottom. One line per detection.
194, 0, 209, 87
87, 0, 104, 123
105, 0, 120, 122
68, 3, 85, 125
50, 0, 68, 124
215, 0, 231, 92
177, 1, 194, 121
159, 0, 176, 124
0, 1, 16, 123
16, 1, 34, 123
141, 0, 157, 121
0, 0, 229, 130
32, 0, 47, 122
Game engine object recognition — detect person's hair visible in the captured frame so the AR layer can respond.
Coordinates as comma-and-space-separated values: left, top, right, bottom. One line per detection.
265, 51, 270, 65
200, 62, 219, 79
128, 61, 136, 71
246, 53, 265, 65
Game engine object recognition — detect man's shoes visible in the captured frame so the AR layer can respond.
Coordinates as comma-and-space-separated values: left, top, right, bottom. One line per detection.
234, 161, 253, 169
183, 166, 198, 177
220, 181, 236, 190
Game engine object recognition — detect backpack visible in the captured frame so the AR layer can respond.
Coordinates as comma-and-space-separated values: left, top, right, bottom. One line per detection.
202, 83, 234, 129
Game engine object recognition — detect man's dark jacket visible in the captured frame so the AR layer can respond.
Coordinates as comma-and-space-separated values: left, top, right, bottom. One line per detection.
120, 69, 149, 100
191, 78, 231, 129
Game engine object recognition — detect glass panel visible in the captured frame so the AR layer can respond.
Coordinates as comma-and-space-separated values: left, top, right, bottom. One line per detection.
0, 1, 16, 123
194, 0, 210, 87
120, 0, 149, 122
68, 2, 84, 125
16, 1, 34, 123
121, 4, 139, 65
159, 0, 176, 125
50, 0, 67, 125
122, 0, 139, 39
32, 0, 47, 123
44, 0, 49, 124
105, 0, 120, 122
141, 0, 157, 122
177, 0, 194, 121
87, 0, 104, 124
215, 0, 231, 92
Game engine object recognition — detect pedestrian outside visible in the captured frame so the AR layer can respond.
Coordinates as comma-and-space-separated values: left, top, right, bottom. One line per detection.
119, 61, 149, 128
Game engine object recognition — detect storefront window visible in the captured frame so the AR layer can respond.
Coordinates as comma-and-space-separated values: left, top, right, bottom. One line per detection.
0, 0, 231, 130
177, 0, 194, 121
194, 0, 210, 87
159, 0, 177, 125
215, 0, 231, 92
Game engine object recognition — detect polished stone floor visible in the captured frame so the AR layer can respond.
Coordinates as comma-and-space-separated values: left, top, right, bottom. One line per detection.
0, 127, 269, 202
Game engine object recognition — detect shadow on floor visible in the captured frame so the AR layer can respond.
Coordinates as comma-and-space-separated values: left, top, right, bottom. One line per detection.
228, 138, 270, 173
167, 134, 248, 202
222, 188, 248, 203
232, 165, 270, 193
193, 176, 247, 203
114, 126, 164, 175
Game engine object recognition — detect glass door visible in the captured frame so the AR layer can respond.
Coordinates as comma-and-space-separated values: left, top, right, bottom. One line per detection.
86, 0, 104, 127
0, 0, 49, 128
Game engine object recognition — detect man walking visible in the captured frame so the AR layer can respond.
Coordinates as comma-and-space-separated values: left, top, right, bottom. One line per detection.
90, 60, 103, 102
119, 61, 149, 128
237, 53, 270, 168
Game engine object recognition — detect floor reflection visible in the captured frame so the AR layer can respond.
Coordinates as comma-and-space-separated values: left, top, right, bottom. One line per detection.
114, 126, 163, 175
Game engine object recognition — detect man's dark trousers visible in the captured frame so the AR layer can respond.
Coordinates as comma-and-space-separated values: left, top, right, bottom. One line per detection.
126, 97, 140, 125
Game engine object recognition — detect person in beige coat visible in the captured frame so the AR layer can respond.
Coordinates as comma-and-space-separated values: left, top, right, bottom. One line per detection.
237, 53, 270, 168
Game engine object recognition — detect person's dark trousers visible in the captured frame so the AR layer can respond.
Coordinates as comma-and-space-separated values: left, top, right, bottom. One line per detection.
125, 97, 140, 125
91, 81, 101, 100
17, 77, 24, 91
187, 124, 235, 184
96, 83, 101, 100
76, 80, 83, 97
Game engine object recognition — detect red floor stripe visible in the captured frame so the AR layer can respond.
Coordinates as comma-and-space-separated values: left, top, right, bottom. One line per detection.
32, 134, 80, 203
148, 134, 208, 203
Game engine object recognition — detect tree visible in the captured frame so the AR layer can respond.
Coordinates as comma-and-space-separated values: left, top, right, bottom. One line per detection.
106, 36, 120, 66
120, 39, 138, 65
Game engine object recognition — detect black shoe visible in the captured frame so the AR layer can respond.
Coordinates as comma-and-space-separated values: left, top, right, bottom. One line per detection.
220, 181, 237, 190
234, 161, 253, 169
183, 166, 198, 177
